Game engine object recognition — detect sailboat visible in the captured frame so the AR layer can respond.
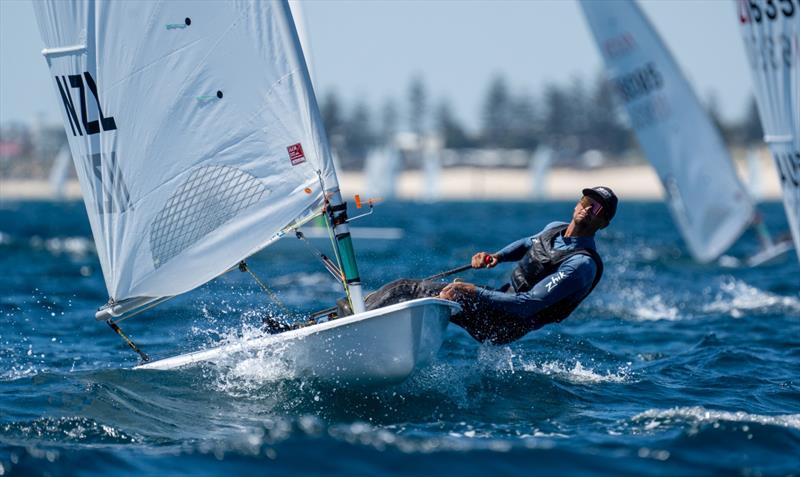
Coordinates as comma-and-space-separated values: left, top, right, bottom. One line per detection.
48, 145, 72, 199
579, 0, 793, 265
738, 0, 800, 265
33, 0, 459, 385
529, 146, 553, 200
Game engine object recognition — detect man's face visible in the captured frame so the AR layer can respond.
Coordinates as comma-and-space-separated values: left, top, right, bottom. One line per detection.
573, 195, 607, 229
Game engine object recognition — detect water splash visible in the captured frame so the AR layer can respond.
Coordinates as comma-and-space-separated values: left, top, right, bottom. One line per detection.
703, 278, 800, 317
631, 406, 800, 431
599, 286, 681, 321
1, 416, 139, 444
521, 360, 633, 384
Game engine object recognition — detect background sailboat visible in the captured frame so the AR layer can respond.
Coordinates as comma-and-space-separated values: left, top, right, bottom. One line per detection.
47, 145, 71, 199
33, 0, 458, 382
738, 0, 800, 264
579, 0, 790, 265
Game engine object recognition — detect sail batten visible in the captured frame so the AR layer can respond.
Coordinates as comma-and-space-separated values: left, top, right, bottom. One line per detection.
34, 1, 339, 302
579, 0, 755, 263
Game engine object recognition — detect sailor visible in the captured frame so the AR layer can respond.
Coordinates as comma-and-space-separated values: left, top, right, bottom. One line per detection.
365, 186, 617, 345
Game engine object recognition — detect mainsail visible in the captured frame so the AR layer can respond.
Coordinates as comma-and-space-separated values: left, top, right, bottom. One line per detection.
737, 0, 800, 263
33, 1, 348, 305
580, 0, 756, 263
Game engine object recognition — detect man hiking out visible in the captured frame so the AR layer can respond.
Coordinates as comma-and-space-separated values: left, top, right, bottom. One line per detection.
364, 186, 617, 345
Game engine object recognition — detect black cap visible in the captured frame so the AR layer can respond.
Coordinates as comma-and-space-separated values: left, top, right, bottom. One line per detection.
582, 186, 618, 222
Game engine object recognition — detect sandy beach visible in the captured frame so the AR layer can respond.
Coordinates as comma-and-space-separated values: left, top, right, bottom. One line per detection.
0, 156, 784, 202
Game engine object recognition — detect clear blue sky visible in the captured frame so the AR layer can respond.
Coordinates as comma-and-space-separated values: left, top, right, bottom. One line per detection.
1, 0, 752, 131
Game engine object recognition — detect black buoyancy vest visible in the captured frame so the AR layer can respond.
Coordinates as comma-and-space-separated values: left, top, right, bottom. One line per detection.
508, 224, 604, 325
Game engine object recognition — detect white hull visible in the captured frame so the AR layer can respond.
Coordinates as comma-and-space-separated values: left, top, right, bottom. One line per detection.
136, 298, 460, 386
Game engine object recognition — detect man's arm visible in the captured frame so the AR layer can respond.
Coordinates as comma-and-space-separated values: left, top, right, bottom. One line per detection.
494, 236, 534, 262
476, 254, 597, 323
493, 222, 567, 263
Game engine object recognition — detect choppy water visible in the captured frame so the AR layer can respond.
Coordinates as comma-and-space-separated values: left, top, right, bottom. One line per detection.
1, 199, 798, 477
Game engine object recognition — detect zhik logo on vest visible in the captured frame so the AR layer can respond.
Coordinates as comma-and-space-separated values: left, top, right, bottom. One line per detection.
545, 271, 567, 293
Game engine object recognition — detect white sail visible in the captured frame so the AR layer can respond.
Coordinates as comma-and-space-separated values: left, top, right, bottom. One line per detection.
288, 0, 315, 84
737, 0, 800, 263
364, 147, 400, 200
33, 1, 338, 302
422, 135, 442, 202
579, 0, 755, 263
48, 145, 72, 199
529, 146, 553, 200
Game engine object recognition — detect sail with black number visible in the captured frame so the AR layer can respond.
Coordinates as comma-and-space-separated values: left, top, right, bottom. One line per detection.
32, 0, 461, 382
33, 1, 340, 304
738, 0, 800, 263
579, 0, 756, 263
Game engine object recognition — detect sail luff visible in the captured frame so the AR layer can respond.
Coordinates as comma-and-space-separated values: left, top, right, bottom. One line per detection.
579, 0, 756, 263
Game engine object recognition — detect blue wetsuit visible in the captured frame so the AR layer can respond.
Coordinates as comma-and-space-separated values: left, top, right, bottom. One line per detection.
364, 221, 600, 344
478, 221, 598, 322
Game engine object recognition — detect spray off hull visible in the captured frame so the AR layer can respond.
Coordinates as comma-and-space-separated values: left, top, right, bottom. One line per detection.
136, 298, 459, 386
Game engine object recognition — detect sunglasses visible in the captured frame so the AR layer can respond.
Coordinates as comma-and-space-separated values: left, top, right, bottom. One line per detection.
579, 196, 604, 218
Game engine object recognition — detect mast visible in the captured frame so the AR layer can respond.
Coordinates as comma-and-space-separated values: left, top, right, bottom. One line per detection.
325, 189, 366, 314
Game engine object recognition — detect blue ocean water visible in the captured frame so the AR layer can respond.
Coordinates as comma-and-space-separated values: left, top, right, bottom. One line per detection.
0, 199, 798, 477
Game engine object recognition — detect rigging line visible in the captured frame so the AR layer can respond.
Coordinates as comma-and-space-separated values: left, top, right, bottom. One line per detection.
324, 208, 353, 305
106, 320, 150, 363
238, 261, 293, 317
316, 170, 349, 292
294, 229, 344, 282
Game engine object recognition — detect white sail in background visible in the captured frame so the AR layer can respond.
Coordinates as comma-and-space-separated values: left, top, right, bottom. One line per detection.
738, 0, 800, 262
579, 0, 755, 263
33, 1, 338, 302
364, 147, 400, 200
529, 146, 553, 200
422, 135, 442, 202
48, 145, 72, 199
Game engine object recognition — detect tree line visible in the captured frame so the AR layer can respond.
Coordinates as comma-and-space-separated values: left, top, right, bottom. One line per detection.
320, 73, 764, 170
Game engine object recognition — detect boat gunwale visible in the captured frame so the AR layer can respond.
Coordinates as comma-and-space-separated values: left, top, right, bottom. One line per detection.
135, 297, 460, 370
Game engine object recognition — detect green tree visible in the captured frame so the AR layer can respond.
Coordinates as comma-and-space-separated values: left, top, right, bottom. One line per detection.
508, 93, 539, 149
408, 76, 428, 135
344, 101, 374, 169
436, 100, 472, 149
587, 74, 630, 154
380, 98, 399, 145
481, 74, 513, 147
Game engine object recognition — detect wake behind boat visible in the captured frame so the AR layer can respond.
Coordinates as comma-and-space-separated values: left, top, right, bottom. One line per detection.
32, 0, 460, 385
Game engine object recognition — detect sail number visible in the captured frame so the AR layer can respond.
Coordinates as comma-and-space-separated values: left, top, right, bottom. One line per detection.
54, 72, 117, 137
612, 62, 663, 103
89, 152, 132, 214
741, 0, 796, 23
776, 150, 800, 187
744, 32, 798, 71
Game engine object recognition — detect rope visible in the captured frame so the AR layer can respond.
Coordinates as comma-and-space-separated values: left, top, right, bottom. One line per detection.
106, 320, 150, 363
238, 261, 293, 317
295, 230, 344, 281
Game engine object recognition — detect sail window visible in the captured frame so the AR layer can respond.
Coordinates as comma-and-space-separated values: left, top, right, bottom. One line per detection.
149, 165, 267, 268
